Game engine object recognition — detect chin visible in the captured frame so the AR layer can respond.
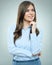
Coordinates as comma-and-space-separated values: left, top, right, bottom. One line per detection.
28, 19, 34, 22
28, 18, 34, 21
27, 20, 33, 22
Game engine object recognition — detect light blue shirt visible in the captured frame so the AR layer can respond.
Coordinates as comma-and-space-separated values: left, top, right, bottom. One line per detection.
8, 24, 43, 61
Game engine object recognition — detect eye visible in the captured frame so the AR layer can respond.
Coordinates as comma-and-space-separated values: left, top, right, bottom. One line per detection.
25, 9, 35, 12
31, 9, 35, 11
26, 9, 29, 12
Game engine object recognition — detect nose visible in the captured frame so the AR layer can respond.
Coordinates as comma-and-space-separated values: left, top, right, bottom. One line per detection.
29, 10, 33, 15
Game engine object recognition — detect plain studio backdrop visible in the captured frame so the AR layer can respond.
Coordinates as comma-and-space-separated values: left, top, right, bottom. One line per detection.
0, 0, 52, 65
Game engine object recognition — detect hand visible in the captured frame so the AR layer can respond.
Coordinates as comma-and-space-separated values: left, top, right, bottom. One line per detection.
32, 52, 41, 56
30, 21, 37, 33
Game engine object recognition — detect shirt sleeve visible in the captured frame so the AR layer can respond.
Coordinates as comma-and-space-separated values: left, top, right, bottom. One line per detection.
7, 24, 32, 57
30, 29, 43, 55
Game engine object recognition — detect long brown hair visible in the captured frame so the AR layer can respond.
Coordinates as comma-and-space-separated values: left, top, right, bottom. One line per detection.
13, 1, 39, 43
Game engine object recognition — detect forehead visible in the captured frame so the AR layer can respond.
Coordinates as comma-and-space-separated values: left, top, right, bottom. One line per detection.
27, 5, 34, 9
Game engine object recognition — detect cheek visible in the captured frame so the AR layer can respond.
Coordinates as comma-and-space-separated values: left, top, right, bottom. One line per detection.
33, 12, 36, 17
24, 12, 36, 20
24, 13, 29, 19
25, 13, 29, 16
33, 13, 36, 19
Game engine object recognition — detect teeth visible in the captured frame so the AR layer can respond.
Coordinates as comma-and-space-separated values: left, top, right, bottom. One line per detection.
28, 16, 33, 17
29, 17, 33, 18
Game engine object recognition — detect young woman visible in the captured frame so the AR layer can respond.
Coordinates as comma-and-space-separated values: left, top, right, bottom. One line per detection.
8, 1, 43, 65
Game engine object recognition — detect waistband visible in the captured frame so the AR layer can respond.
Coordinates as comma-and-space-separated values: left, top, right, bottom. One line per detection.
13, 58, 39, 62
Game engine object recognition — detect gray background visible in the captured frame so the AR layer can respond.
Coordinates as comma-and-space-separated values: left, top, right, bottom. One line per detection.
0, 0, 52, 65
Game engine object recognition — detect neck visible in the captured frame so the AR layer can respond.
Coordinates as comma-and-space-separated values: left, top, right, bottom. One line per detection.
23, 20, 30, 29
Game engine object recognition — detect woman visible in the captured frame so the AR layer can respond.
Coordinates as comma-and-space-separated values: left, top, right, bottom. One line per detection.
8, 1, 43, 65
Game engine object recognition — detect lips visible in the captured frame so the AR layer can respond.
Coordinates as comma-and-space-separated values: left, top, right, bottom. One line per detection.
28, 16, 34, 19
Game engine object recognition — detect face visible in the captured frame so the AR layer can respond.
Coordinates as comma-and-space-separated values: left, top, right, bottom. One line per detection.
23, 5, 35, 22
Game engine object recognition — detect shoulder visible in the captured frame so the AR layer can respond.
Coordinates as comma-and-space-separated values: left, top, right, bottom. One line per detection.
8, 24, 16, 31
8, 24, 16, 34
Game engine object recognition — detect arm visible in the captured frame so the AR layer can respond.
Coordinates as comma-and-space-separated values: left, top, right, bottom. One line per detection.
30, 29, 43, 56
30, 21, 43, 56
7, 24, 32, 57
